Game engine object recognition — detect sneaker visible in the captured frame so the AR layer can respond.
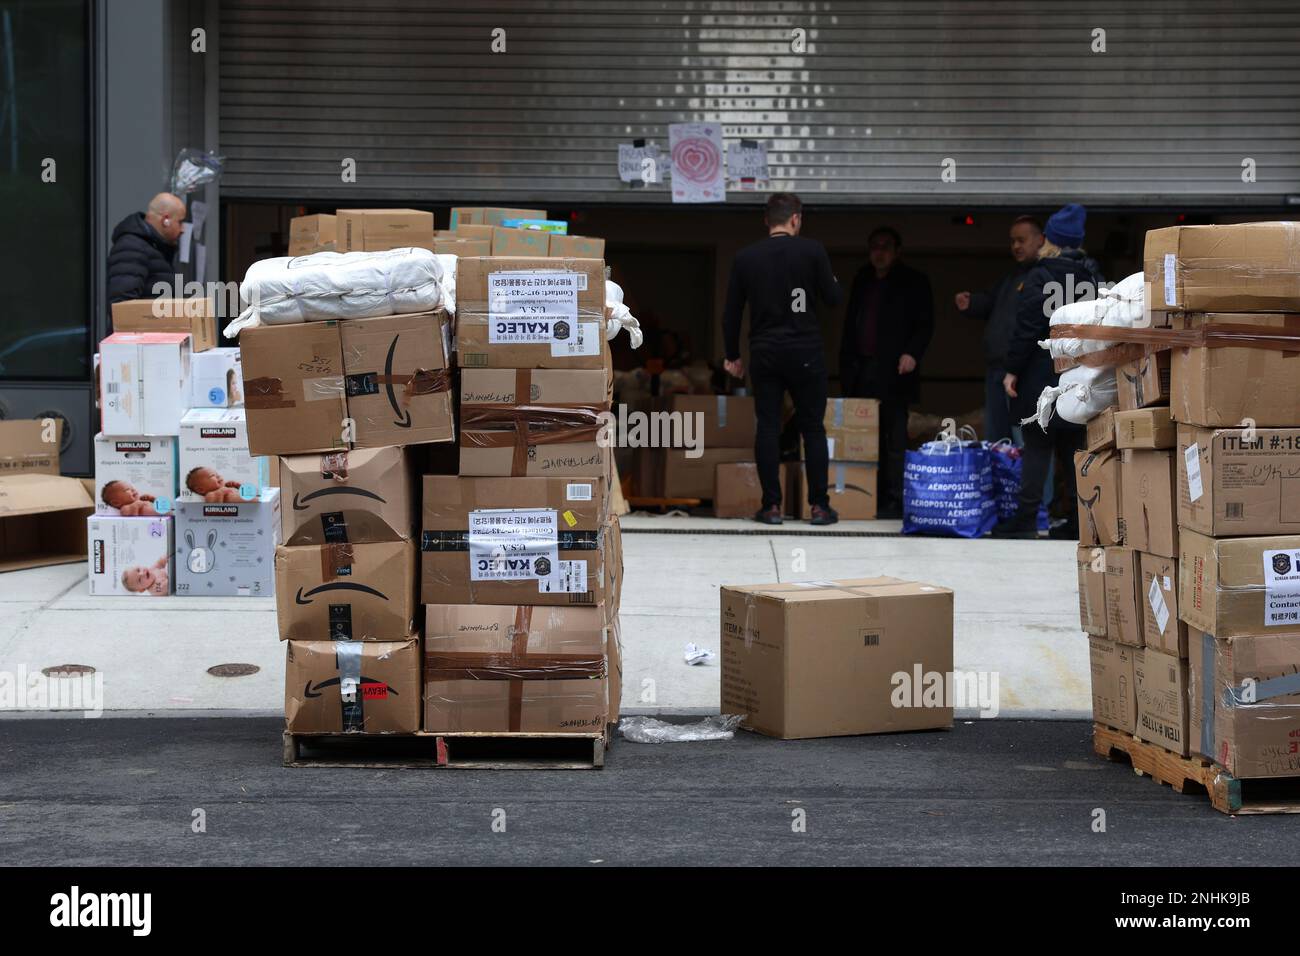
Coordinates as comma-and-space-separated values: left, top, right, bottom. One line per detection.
990, 511, 1040, 539
753, 505, 784, 525
809, 504, 839, 526
1047, 521, 1080, 541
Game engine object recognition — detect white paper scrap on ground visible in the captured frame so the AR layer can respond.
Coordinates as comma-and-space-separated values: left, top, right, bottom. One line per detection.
683, 642, 715, 665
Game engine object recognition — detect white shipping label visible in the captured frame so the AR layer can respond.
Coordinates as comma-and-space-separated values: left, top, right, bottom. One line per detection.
551, 319, 601, 358
566, 483, 593, 501
1147, 575, 1170, 635
1262, 549, 1300, 626
538, 559, 587, 595
1163, 575, 1172, 591
467, 508, 559, 581
1163, 253, 1177, 307
488, 271, 580, 345
1184, 443, 1203, 502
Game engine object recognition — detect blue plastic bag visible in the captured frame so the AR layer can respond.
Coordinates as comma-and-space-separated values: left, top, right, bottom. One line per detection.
902, 434, 997, 538
987, 440, 1050, 531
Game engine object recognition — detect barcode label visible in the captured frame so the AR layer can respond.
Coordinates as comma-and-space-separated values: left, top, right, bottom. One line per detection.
106, 383, 120, 394
1226, 502, 1244, 519
1169, 666, 1176, 683
863, 633, 880, 646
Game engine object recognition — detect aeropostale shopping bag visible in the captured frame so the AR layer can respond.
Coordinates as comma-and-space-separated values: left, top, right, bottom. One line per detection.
902, 435, 996, 538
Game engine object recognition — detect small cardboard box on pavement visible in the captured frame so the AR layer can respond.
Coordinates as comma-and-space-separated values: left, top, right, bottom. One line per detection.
279, 447, 415, 546
240, 322, 348, 456
1089, 637, 1136, 734
99, 332, 193, 436
714, 461, 802, 518
823, 398, 880, 461
287, 214, 336, 256
423, 603, 610, 733
275, 540, 417, 641
94, 434, 178, 514
110, 298, 218, 352
1074, 448, 1122, 547
0, 475, 94, 572
1176, 424, 1300, 537
720, 577, 954, 739
284, 638, 421, 734
1104, 546, 1143, 647
86, 514, 173, 596
1179, 529, 1300, 637
0, 419, 61, 476
1077, 544, 1107, 637
1120, 448, 1177, 558
1134, 646, 1189, 756
802, 461, 877, 520
1139, 551, 1187, 657
173, 490, 281, 597
661, 447, 752, 499
1169, 312, 1300, 427
335, 208, 434, 252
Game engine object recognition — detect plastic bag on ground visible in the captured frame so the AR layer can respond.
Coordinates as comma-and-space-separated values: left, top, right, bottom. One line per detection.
618, 714, 745, 743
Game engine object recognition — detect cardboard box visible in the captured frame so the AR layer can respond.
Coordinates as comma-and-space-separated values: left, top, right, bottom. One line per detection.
423, 603, 609, 733
93, 434, 178, 515
500, 218, 568, 233
665, 394, 756, 449
99, 332, 192, 436
420, 475, 610, 606
823, 397, 880, 461
284, 638, 421, 734
491, 226, 551, 257
451, 224, 495, 241
287, 214, 336, 256
1117, 352, 1171, 411
1104, 546, 1143, 647
1139, 551, 1187, 656
662, 447, 753, 499
110, 298, 217, 352
335, 208, 434, 252
1146, 222, 1300, 313
190, 347, 242, 408
0, 475, 94, 572
0, 420, 61, 476
1177, 423, 1300, 536
481, 207, 547, 227
1120, 448, 1177, 558
1085, 406, 1117, 452
280, 447, 414, 546
1134, 647, 1189, 755
1089, 637, 1136, 734
179, 408, 268, 500
432, 237, 490, 257
459, 367, 610, 478
1075, 448, 1122, 547
1115, 407, 1175, 449
548, 234, 605, 259
714, 461, 764, 518
86, 515, 173, 596
1077, 544, 1107, 637
339, 310, 454, 448
275, 539, 417, 641
801, 461, 878, 520
1190, 630, 1300, 777
173, 490, 280, 597
454, 257, 608, 370
720, 577, 954, 739
1170, 312, 1300, 426
240, 323, 348, 456
1179, 528, 1300, 637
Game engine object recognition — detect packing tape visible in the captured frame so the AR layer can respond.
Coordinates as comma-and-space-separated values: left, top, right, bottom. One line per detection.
336, 640, 364, 731
320, 452, 350, 479
243, 376, 294, 410
321, 542, 355, 581
1051, 321, 1300, 353
304, 375, 345, 402
1224, 670, 1300, 707
1200, 631, 1215, 757
459, 403, 604, 477
835, 462, 846, 494
717, 396, 727, 430
832, 398, 845, 428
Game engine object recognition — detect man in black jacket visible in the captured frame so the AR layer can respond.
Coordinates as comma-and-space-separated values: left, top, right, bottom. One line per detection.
840, 227, 934, 519
956, 215, 1044, 443
995, 203, 1105, 539
106, 192, 187, 322
723, 193, 842, 525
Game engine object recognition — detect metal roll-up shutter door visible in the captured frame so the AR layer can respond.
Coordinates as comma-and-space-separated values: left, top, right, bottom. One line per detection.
220, 0, 1300, 205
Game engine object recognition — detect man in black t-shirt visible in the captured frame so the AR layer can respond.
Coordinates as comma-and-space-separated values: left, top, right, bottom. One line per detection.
723, 193, 842, 525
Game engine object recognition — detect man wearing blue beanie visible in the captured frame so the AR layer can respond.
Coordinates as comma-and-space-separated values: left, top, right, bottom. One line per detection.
995, 203, 1105, 539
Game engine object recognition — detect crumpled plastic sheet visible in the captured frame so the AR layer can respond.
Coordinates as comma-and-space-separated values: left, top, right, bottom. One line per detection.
618, 714, 746, 744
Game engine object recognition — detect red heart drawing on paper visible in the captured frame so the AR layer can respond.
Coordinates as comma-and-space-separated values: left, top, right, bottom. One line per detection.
672, 137, 721, 184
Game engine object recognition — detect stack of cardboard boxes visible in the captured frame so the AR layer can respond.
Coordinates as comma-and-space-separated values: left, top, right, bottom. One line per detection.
246, 241, 621, 738
803, 398, 880, 520
90, 299, 279, 597
1083, 221, 1300, 783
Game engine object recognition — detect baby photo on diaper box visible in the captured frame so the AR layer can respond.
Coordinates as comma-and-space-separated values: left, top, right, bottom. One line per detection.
173, 489, 281, 597
93, 434, 179, 515
179, 408, 269, 502
190, 347, 243, 408
87, 515, 174, 596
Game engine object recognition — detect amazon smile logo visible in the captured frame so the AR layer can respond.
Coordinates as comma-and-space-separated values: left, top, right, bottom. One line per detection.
292, 487, 387, 510
384, 335, 410, 428
295, 582, 389, 604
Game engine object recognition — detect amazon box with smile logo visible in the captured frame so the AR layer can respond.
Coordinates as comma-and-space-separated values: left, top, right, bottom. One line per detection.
280, 447, 415, 546
241, 323, 348, 457
285, 638, 421, 733
274, 539, 417, 641
1074, 449, 1123, 547
340, 310, 454, 448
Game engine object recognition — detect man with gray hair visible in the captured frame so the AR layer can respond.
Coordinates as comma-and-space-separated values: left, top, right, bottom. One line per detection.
106, 192, 187, 322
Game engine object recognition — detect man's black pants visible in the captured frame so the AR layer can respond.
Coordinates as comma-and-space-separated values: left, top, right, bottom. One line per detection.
1019, 419, 1082, 522
845, 365, 909, 511
751, 347, 829, 510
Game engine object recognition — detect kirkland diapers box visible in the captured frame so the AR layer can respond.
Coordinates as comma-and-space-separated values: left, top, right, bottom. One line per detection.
719, 577, 954, 739
179, 408, 269, 500
189, 347, 243, 408
86, 515, 173, 596
284, 638, 421, 734
173, 490, 281, 597
93, 434, 178, 515
99, 332, 192, 436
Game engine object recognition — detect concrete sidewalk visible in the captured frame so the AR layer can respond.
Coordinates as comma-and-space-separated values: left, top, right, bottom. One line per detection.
0, 516, 1086, 718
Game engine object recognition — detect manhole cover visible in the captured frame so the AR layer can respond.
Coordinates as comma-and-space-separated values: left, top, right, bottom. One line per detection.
41, 664, 96, 677
207, 663, 260, 678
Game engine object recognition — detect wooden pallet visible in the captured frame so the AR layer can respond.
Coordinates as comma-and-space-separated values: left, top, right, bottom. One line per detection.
283, 729, 608, 770
1093, 723, 1300, 815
